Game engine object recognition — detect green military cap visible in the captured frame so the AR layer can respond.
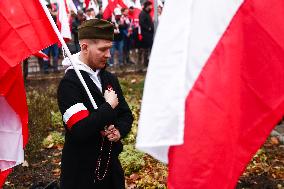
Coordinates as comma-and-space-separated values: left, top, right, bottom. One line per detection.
78, 19, 114, 41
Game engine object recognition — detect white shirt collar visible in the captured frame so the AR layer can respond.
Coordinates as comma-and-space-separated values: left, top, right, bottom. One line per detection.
62, 52, 102, 93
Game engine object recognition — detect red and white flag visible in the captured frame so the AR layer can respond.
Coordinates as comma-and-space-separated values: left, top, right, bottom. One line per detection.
88, 0, 100, 16
134, 0, 142, 9
102, 0, 128, 20
66, 0, 78, 15
0, 0, 58, 187
136, 0, 284, 188
33, 51, 49, 60
127, 0, 141, 20
85, 0, 90, 9
149, 0, 163, 19
57, 0, 72, 41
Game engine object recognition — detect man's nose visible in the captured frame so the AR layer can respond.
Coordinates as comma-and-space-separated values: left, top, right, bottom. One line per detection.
105, 49, 111, 58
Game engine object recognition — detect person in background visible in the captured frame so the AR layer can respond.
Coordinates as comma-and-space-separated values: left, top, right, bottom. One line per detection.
71, 10, 81, 53
109, 8, 127, 67
120, 8, 133, 65
96, 5, 103, 19
86, 8, 96, 20
139, 1, 154, 66
128, 6, 142, 63
23, 58, 29, 82
77, 10, 86, 24
43, 4, 59, 73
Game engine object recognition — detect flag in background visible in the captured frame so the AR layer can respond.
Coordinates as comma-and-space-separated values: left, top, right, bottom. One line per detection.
66, 0, 78, 15
102, 0, 128, 20
101, 0, 143, 20
136, 0, 284, 188
85, 0, 90, 9
33, 51, 49, 60
149, 0, 163, 19
127, 0, 141, 20
88, 0, 100, 16
134, 0, 142, 9
57, 0, 72, 42
0, 0, 58, 187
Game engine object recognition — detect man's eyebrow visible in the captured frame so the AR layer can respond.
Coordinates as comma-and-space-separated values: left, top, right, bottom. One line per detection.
99, 45, 112, 49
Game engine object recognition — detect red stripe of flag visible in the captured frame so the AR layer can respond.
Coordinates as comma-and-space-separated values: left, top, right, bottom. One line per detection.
33, 51, 49, 59
103, 0, 128, 20
85, 0, 90, 9
0, 169, 12, 187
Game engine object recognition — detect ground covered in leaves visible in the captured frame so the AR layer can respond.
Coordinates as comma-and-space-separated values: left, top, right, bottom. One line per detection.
4, 72, 284, 189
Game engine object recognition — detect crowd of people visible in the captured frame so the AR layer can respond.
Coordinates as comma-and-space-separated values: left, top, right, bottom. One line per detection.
70, 1, 163, 67
23, 0, 163, 79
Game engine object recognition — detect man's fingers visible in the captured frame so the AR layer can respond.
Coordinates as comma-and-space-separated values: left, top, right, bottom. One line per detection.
107, 125, 115, 131
108, 135, 116, 142
107, 133, 115, 139
104, 126, 120, 142
107, 132, 120, 142
100, 131, 107, 137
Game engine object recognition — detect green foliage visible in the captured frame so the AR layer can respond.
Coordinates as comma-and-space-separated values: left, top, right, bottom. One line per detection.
51, 111, 63, 129
132, 156, 168, 189
42, 131, 65, 148
122, 105, 139, 145
136, 179, 167, 189
119, 144, 145, 176
122, 125, 137, 145
119, 75, 144, 105
25, 83, 60, 161
25, 90, 54, 160
119, 82, 146, 175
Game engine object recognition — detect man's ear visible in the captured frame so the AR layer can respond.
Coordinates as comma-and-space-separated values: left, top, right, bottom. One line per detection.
80, 43, 88, 53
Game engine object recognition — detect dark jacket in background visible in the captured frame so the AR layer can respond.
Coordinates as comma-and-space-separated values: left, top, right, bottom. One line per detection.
139, 10, 154, 49
113, 17, 128, 41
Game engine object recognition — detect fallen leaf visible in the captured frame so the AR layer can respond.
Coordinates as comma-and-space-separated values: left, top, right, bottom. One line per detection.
41, 160, 48, 164
129, 173, 139, 181
52, 168, 61, 176
53, 152, 61, 156
271, 137, 279, 145
52, 158, 61, 164
22, 160, 29, 167
56, 144, 64, 150
47, 143, 54, 149
46, 134, 53, 142
127, 183, 136, 189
